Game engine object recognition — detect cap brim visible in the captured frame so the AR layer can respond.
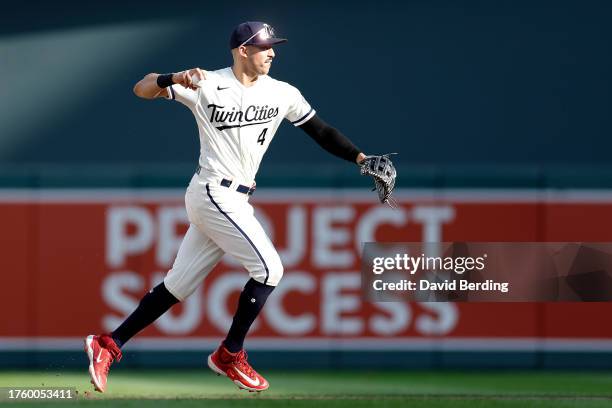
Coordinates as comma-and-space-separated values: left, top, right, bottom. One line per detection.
250, 38, 288, 47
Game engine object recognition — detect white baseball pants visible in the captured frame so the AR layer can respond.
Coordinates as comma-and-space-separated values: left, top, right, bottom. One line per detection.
163, 172, 283, 301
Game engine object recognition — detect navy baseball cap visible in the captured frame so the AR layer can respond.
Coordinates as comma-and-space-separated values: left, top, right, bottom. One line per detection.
229, 21, 287, 49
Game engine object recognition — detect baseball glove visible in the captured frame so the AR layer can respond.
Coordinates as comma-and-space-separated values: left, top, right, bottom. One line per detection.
359, 153, 397, 206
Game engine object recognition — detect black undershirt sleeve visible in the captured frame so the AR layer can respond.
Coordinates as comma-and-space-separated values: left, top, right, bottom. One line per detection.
298, 114, 361, 163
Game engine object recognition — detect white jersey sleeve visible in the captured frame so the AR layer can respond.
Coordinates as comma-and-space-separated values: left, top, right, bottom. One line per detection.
284, 85, 315, 127
166, 84, 198, 109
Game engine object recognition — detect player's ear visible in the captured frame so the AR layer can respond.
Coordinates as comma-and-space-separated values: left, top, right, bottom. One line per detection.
238, 45, 249, 58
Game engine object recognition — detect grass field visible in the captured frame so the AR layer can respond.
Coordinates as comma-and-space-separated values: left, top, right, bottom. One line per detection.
1, 369, 611, 407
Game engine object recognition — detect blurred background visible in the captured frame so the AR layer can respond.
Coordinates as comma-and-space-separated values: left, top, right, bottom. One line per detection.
2, 0, 612, 374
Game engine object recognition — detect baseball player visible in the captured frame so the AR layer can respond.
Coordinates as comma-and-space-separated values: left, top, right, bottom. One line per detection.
84, 21, 393, 394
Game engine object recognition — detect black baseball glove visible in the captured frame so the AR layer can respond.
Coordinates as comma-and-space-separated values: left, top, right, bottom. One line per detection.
359, 153, 397, 206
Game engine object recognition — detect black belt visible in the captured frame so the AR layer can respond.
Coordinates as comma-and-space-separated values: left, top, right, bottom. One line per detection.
196, 166, 255, 196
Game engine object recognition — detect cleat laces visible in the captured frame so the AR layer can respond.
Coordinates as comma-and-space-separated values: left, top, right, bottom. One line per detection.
101, 338, 123, 375
235, 350, 256, 378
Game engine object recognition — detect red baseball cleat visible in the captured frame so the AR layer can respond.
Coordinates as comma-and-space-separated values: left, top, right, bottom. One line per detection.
207, 344, 269, 392
83, 334, 122, 393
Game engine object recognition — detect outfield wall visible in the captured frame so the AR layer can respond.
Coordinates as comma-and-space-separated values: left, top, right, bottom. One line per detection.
2, 188, 612, 369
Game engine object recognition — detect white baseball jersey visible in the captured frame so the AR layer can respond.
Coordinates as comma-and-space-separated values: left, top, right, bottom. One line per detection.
163, 67, 314, 296
167, 67, 315, 185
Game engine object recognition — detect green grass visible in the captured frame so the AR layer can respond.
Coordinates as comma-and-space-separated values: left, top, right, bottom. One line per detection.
1, 370, 611, 407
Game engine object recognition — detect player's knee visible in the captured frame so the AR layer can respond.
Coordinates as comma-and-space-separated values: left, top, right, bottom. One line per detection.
249, 252, 283, 286
266, 256, 284, 286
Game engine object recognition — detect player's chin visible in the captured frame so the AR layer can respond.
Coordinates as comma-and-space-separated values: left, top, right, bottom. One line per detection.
260, 64, 271, 75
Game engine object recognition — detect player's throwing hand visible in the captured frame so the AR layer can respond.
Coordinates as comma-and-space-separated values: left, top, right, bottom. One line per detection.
173, 68, 207, 90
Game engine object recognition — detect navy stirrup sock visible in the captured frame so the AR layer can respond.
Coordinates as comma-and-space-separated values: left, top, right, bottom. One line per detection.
111, 282, 180, 347
224, 278, 275, 353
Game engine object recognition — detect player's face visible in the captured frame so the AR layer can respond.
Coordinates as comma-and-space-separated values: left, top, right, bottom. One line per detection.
246, 45, 275, 75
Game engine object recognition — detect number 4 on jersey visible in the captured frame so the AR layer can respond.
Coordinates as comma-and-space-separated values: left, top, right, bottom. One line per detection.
257, 128, 268, 145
